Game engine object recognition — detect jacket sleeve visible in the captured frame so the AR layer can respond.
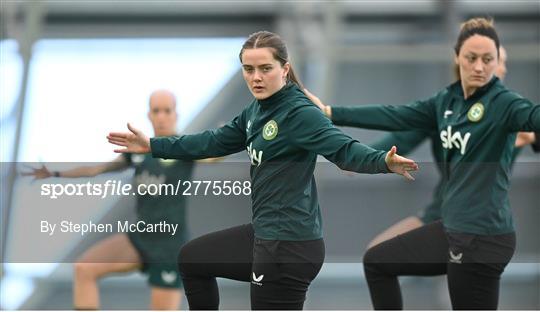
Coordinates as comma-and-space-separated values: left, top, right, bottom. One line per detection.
150, 111, 247, 160
499, 92, 540, 132
369, 131, 429, 155
286, 104, 389, 174
331, 97, 438, 131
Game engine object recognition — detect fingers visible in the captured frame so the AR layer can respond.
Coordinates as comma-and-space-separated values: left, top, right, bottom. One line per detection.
114, 148, 130, 153
403, 171, 415, 181
394, 154, 419, 171
107, 135, 127, 147
127, 122, 139, 135
108, 132, 129, 139
303, 88, 325, 109
22, 164, 36, 171
303, 88, 315, 99
385, 146, 397, 164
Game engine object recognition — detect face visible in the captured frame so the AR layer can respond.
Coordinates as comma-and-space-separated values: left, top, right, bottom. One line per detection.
241, 47, 290, 100
495, 46, 507, 81
148, 91, 177, 136
455, 34, 498, 93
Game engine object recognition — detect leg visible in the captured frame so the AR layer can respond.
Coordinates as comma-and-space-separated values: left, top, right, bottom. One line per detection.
150, 287, 182, 310
367, 216, 424, 249
73, 233, 142, 309
363, 221, 448, 310
178, 224, 254, 310
446, 232, 515, 310
250, 239, 325, 310
146, 262, 184, 310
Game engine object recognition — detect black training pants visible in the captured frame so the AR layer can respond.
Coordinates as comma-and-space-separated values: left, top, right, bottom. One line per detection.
178, 224, 325, 310
363, 221, 515, 310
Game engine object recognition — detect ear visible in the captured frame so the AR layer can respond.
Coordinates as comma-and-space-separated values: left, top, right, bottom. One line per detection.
283, 62, 291, 79
454, 54, 459, 66
147, 111, 151, 121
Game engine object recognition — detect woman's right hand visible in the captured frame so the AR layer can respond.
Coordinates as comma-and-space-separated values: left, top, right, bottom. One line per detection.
303, 89, 331, 117
21, 164, 52, 180
107, 123, 151, 154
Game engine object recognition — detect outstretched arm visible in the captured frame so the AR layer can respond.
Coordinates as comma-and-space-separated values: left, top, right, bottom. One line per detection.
304, 88, 437, 131
287, 104, 418, 180
109, 112, 247, 160
21, 155, 129, 180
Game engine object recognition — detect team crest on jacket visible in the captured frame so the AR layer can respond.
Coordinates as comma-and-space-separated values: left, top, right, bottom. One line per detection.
467, 102, 484, 122
263, 120, 278, 140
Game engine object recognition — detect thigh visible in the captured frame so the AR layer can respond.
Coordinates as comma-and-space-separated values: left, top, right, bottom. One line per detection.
364, 221, 449, 276
179, 224, 254, 282
250, 239, 325, 310
446, 232, 516, 310
368, 216, 424, 249
76, 233, 142, 276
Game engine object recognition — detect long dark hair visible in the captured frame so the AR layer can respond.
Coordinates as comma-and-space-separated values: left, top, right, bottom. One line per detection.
239, 31, 304, 89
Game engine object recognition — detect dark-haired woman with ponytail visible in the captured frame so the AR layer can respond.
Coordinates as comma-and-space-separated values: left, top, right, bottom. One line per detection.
107, 31, 418, 310
307, 18, 539, 309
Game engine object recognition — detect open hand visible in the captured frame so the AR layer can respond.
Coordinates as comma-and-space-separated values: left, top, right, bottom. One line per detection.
21, 164, 52, 180
385, 146, 419, 181
107, 123, 151, 154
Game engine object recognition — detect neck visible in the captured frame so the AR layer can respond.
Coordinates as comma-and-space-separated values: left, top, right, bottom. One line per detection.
462, 82, 477, 100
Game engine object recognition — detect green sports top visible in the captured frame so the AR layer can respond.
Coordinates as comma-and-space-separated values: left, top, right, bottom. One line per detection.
370, 130, 524, 224
150, 83, 389, 241
124, 153, 194, 239
332, 77, 540, 235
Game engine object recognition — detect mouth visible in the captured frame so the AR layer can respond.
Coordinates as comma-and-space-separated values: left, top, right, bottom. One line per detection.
471, 76, 484, 81
253, 86, 265, 92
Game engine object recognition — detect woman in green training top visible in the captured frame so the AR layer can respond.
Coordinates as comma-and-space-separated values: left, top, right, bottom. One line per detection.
306, 45, 538, 249
306, 17, 539, 310
106, 31, 418, 310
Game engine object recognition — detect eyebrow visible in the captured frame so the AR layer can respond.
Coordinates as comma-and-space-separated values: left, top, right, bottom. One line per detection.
465, 52, 495, 56
242, 64, 273, 68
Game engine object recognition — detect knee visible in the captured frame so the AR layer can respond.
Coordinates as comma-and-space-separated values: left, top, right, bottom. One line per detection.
363, 246, 385, 278
178, 241, 197, 277
73, 262, 98, 281
363, 245, 381, 265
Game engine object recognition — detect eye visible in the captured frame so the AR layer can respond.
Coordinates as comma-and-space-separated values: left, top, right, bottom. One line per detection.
483, 57, 493, 64
262, 66, 272, 72
243, 67, 254, 73
466, 55, 476, 63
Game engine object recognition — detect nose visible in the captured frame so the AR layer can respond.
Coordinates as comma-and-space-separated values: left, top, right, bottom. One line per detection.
253, 69, 262, 82
473, 58, 483, 73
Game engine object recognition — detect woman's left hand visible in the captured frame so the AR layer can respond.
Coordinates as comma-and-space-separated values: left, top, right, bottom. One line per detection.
385, 146, 419, 181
